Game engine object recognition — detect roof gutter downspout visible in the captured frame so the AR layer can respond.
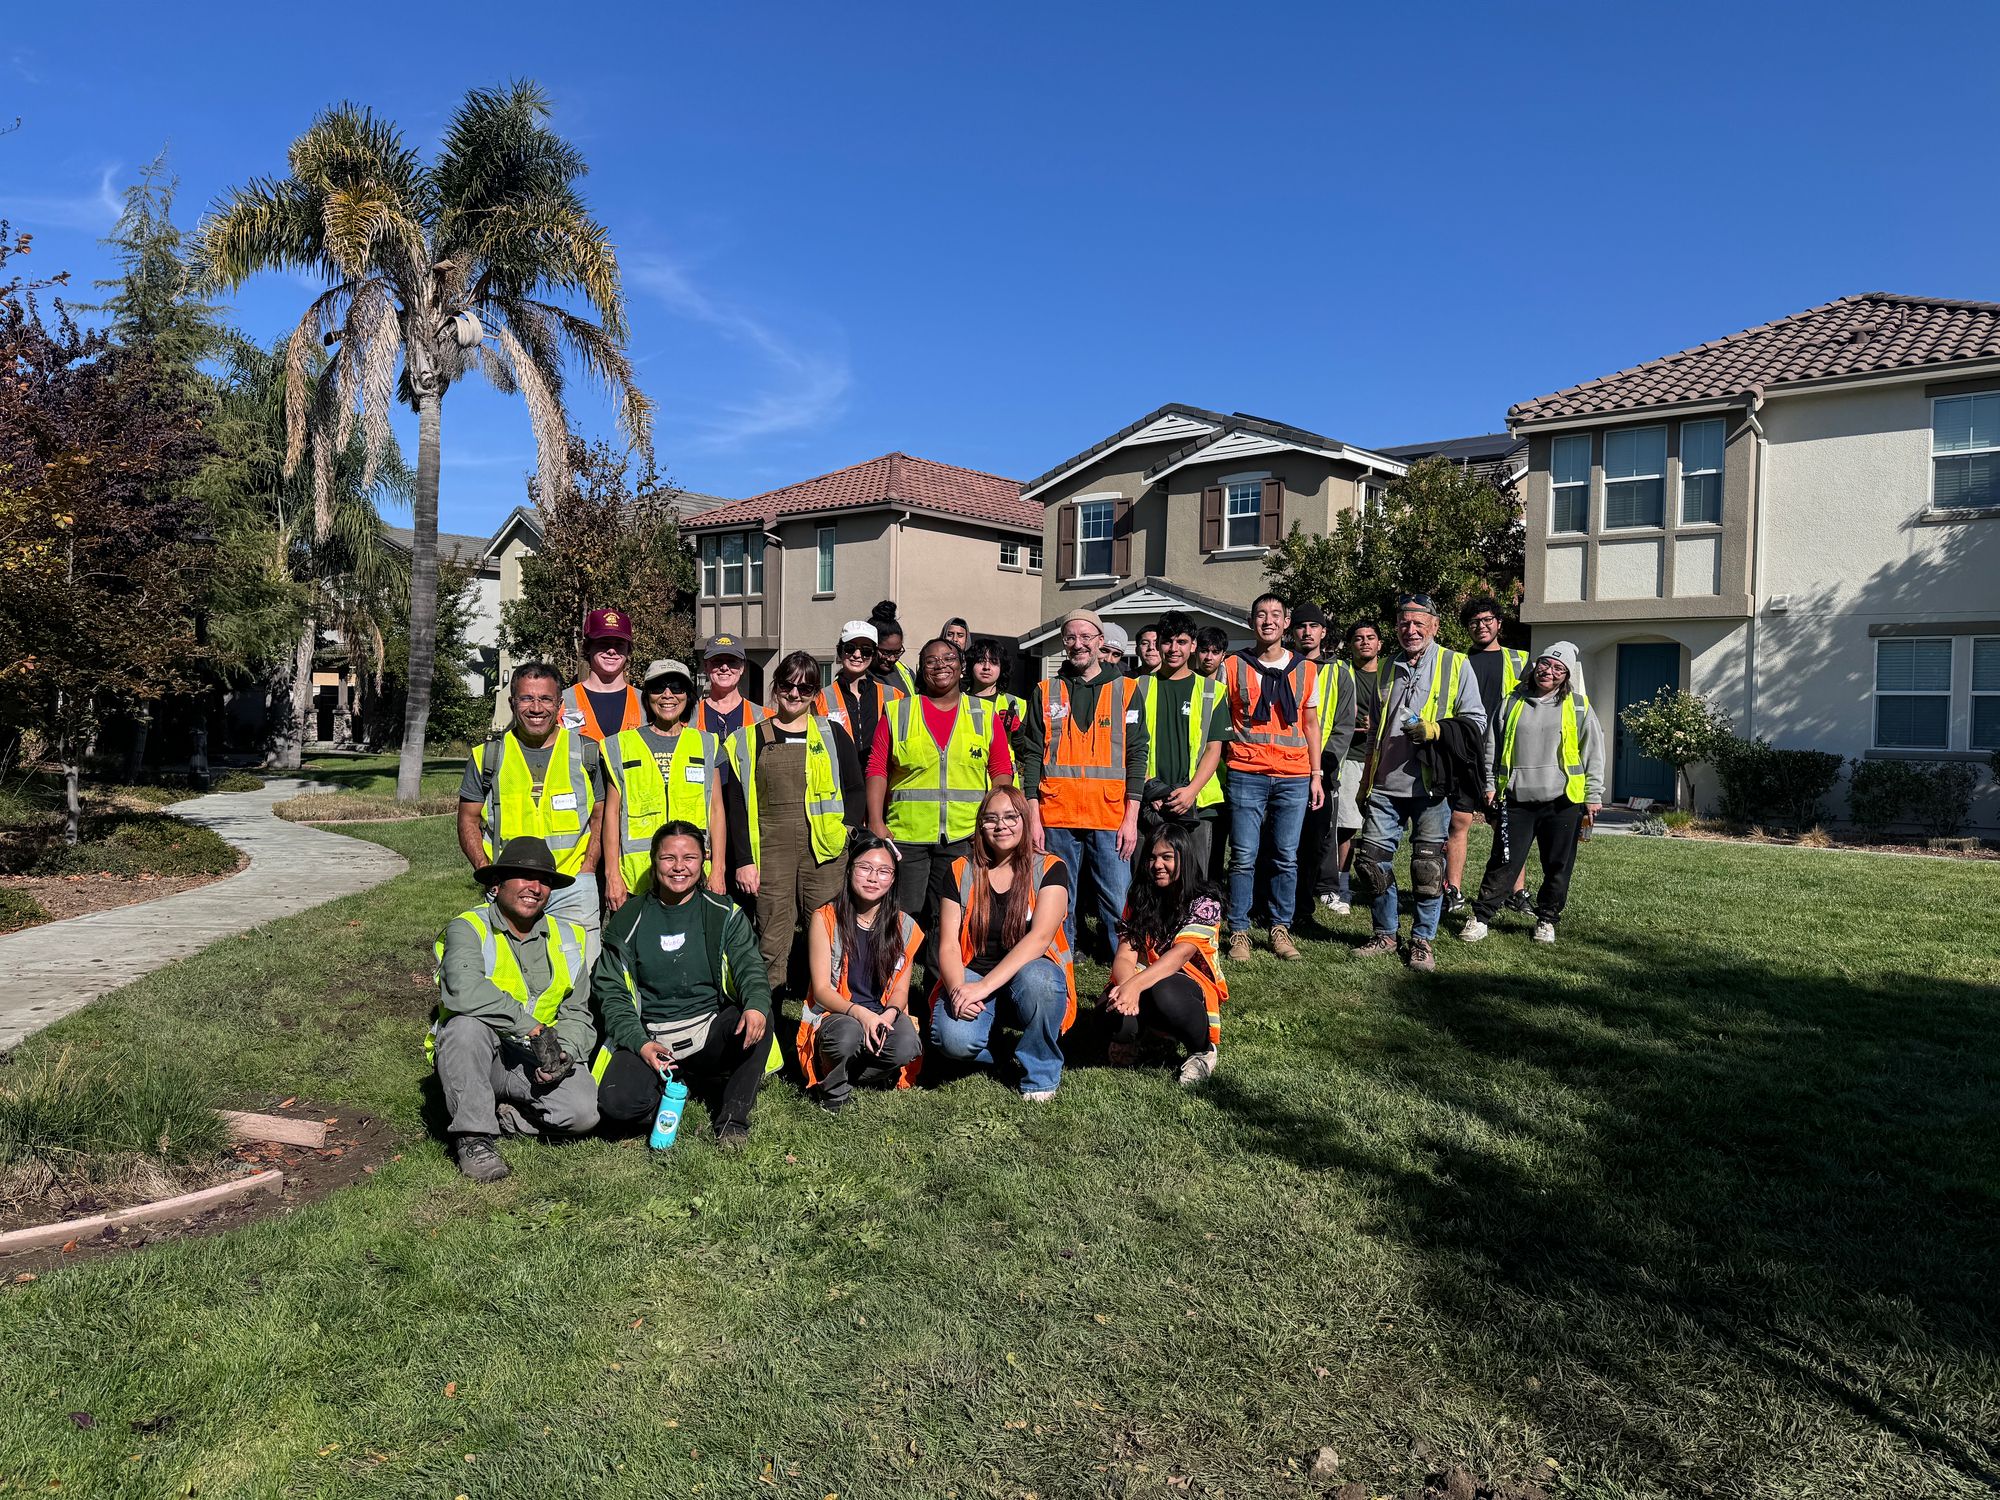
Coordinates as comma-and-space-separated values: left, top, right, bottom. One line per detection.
1743, 388, 1769, 739
891, 507, 910, 611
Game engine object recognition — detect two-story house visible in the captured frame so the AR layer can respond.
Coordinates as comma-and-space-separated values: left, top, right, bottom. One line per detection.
1508, 292, 2000, 826
1016, 404, 1407, 667
683, 453, 1044, 699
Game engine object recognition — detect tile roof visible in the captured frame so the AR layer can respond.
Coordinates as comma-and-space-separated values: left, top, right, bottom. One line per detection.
684, 452, 1036, 533
1374, 433, 1522, 464
1509, 294, 2000, 424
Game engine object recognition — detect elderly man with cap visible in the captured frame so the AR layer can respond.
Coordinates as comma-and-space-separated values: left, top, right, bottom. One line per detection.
430, 835, 599, 1183
1352, 593, 1487, 972
460, 663, 606, 962
601, 656, 728, 911
1016, 607, 1149, 960
562, 608, 645, 742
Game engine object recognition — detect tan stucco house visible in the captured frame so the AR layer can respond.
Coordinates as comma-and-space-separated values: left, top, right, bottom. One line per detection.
1016, 404, 1407, 666
1509, 292, 2000, 826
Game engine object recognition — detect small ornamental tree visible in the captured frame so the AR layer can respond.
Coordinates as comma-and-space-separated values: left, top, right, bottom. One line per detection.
1619, 688, 1731, 810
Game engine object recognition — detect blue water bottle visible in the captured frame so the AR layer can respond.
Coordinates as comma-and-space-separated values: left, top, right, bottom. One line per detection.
650, 1067, 689, 1151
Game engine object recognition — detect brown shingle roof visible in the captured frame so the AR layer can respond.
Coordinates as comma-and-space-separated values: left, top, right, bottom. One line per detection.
1509, 294, 2000, 424
684, 452, 1036, 533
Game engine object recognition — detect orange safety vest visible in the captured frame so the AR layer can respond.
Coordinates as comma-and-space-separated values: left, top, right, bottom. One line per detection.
796, 904, 925, 1090
1127, 903, 1229, 1047
939, 854, 1077, 1032
695, 698, 767, 738
1222, 652, 1318, 777
1034, 674, 1142, 831
561, 682, 643, 742
813, 677, 897, 737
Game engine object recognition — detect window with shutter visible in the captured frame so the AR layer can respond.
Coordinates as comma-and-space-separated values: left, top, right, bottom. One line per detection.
1057, 505, 1077, 579
1259, 478, 1284, 546
1074, 501, 1114, 577
1200, 486, 1224, 552
1112, 498, 1134, 576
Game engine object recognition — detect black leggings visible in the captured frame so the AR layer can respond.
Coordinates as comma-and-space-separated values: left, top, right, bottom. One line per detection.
1109, 972, 1212, 1055
597, 1005, 767, 1132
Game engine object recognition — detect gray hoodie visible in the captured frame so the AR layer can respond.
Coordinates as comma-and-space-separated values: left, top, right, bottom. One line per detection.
1484, 641, 1606, 805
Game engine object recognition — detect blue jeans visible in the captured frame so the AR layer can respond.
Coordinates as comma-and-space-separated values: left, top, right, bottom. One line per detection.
1361, 790, 1452, 940
927, 957, 1071, 1094
1041, 825, 1130, 958
1226, 771, 1310, 931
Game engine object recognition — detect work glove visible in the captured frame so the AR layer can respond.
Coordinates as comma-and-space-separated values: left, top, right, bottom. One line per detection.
1404, 716, 1442, 744
531, 1027, 573, 1085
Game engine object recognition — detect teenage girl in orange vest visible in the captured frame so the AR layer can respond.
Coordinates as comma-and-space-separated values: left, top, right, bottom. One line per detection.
1104, 820, 1228, 1086
799, 833, 924, 1110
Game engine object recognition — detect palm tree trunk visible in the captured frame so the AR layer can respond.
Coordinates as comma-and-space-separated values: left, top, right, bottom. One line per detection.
272, 616, 313, 772
396, 390, 443, 803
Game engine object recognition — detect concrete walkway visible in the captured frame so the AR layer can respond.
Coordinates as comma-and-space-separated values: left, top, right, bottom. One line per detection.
0, 778, 408, 1052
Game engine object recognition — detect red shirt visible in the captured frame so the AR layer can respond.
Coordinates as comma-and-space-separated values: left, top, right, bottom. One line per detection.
867, 697, 1013, 781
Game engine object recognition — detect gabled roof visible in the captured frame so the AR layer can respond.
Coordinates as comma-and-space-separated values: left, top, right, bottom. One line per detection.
1509, 293, 2000, 425
477, 489, 737, 562
1142, 412, 1408, 483
1020, 403, 1231, 501
683, 452, 1036, 534
1016, 576, 1249, 648
1374, 432, 1523, 464
383, 526, 493, 569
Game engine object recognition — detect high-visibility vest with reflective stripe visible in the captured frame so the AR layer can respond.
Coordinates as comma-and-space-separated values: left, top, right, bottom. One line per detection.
589, 891, 779, 1081
1312, 658, 1352, 753
796, 904, 924, 1089
1130, 907, 1227, 1047
1222, 653, 1318, 776
605, 725, 719, 893
1495, 647, 1529, 701
945, 854, 1077, 1033
1142, 675, 1225, 810
1495, 690, 1591, 804
1036, 674, 1141, 831
1363, 646, 1467, 795
973, 690, 1028, 746
734, 715, 849, 867
561, 682, 642, 742
427, 906, 585, 1063
473, 729, 595, 876
695, 699, 766, 741
883, 696, 995, 845
814, 677, 898, 736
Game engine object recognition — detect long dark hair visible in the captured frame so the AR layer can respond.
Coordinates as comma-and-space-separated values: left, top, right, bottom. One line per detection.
969, 785, 1035, 956
834, 830, 906, 998
1125, 821, 1214, 958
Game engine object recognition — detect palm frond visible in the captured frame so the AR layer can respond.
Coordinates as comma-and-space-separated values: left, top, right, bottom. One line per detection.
287, 103, 427, 207
479, 344, 518, 395
460, 198, 625, 335
342, 281, 404, 493
514, 298, 653, 459
189, 176, 324, 291
282, 281, 357, 476
488, 319, 571, 504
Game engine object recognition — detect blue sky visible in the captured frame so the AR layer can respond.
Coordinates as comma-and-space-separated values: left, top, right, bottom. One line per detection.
7, 1, 1999, 539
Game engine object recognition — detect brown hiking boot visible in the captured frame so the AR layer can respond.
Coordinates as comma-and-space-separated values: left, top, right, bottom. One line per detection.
1407, 937, 1436, 973
1226, 929, 1252, 964
1355, 931, 1399, 959
1269, 925, 1302, 962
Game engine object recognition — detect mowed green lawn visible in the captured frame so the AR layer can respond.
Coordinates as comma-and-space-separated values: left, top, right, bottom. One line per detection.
2, 821, 1997, 1499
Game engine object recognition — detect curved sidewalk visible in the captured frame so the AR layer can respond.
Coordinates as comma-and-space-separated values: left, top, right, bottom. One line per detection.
0, 778, 408, 1052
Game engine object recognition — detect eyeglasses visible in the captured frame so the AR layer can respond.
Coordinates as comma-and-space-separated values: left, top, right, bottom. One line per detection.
978, 811, 1024, 829
1061, 632, 1099, 647
877, 645, 905, 662
839, 642, 876, 659
852, 860, 897, 881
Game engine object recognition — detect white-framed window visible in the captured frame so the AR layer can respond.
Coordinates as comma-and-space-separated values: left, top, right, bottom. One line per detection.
1932, 392, 2000, 510
700, 535, 718, 597
1603, 426, 1666, 529
1551, 433, 1591, 534
816, 526, 835, 594
1000, 540, 1022, 569
1224, 480, 1263, 549
1874, 637, 1953, 749
1076, 499, 1114, 577
747, 532, 765, 596
1027, 540, 1043, 572
1973, 636, 2000, 751
817, 658, 837, 688
717, 533, 744, 597
1680, 418, 1725, 526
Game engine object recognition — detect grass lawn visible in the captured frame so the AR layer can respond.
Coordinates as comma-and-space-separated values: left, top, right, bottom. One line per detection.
1, 824, 1996, 1498
300, 752, 469, 799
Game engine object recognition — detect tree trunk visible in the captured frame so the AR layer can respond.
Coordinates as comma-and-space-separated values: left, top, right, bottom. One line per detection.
270, 616, 314, 772
124, 710, 151, 783
396, 390, 443, 803
63, 760, 81, 847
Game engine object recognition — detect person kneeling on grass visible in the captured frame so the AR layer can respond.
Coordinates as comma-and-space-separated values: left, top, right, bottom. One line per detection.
932, 786, 1076, 1102
431, 836, 600, 1184
798, 833, 925, 1111
592, 822, 772, 1149
1104, 820, 1228, 1086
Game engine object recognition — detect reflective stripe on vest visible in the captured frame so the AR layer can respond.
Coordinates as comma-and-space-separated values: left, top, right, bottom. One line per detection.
1361, 646, 1466, 796
1313, 660, 1350, 752
1142, 675, 1225, 810
884, 696, 994, 845
1223, 654, 1316, 774
428, 906, 585, 1062
1499, 648, 1528, 700
607, 725, 717, 893
796, 906, 923, 1090
1037, 675, 1137, 830
476, 728, 595, 875
735, 714, 848, 867
949, 853, 1077, 1033
1496, 690, 1590, 804
561, 682, 640, 742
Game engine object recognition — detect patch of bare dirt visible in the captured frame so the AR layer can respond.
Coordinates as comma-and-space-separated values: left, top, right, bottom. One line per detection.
0, 855, 248, 930
1667, 827, 1996, 859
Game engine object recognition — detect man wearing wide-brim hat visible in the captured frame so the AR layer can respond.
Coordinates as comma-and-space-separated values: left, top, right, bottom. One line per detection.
430, 836, 600, 1182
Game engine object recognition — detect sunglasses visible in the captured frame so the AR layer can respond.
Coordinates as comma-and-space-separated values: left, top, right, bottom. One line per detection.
776, 679, 818, 696
839, 641, 876, 658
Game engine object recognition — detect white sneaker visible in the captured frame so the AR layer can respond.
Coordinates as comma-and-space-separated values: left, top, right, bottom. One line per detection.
1532, 921, 1557, 944
1022, 1089, 1057, 1103
1319, 893, 1350, 916
1177, 1048, 1218, 1086
1458, 918, 1489, 943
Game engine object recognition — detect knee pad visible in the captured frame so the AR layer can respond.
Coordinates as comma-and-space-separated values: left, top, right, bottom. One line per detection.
1411, 841, 1446, 900
1352, 842, 1396, 899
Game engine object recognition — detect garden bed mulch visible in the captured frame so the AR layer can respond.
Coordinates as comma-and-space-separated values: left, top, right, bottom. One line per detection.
0, 855, 249, 931
0, 1104, 399, 1276
1656, 827, 1996, 860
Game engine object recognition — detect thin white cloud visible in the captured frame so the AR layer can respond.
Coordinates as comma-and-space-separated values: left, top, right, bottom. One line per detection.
627, 253, 849, 451
3, 164, 122, 231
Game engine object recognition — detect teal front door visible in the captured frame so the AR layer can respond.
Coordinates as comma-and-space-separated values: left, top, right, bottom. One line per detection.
1613, 643, 1680, 804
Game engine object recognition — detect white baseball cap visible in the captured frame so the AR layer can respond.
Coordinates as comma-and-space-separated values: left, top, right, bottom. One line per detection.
1100, 622, 1131, 653
838, 620, 879, 646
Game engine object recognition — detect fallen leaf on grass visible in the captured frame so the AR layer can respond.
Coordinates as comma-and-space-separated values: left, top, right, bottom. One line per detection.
316, 1443, 340, 1457
279, 1097, 297, 1109
11, 1272, 36, 1284
443, 1382, 457, 1398
1091, 1313, 1110, 1325
68, 1412, 94, 1428
60, 1240, 77, 1254
630, 1317, 644, 1329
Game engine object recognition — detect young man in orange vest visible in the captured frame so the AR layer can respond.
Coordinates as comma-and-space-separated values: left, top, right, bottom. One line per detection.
1221, 593, 1324, 963
561, 608, 645, 742
1017, 608, 1149, 961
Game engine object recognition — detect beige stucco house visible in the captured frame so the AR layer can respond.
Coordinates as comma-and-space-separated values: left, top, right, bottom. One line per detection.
1509, 292, 2000, 826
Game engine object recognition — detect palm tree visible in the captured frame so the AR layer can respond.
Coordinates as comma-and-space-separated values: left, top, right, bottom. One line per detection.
190, 81, 651, 800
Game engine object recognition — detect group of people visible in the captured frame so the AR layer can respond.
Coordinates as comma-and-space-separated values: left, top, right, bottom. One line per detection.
433, 593, 1604, 1181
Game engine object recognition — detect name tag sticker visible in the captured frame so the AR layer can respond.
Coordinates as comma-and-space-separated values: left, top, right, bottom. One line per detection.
661, 933, 686, 953
560, 711, 585, 729
550, 792, 579, 811
1125, 709, 1140, 724
683, 765, 707, 783
1047, 704, 1068, 721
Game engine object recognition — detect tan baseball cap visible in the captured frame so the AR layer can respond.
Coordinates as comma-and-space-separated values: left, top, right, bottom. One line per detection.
641, 658, 694, 686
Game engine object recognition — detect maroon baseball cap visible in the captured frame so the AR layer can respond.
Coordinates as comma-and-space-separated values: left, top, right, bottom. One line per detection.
583, 608, 633, 644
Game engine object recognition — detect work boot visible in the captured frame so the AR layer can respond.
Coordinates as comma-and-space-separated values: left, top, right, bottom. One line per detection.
1106, 1039, 1139, 1069
1269, 925, 1302, 962
453, 1134, 510, 1183
1407, 937, 1437, 972
716, 1122, 751, 1151
1355, 932, 1399, 959
1226, 929, 1253, 964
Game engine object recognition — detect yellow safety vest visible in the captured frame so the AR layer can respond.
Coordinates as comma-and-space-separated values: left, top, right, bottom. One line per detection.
732, 714, 849, 868
883, 694, 995, 845
1363, 647, 1465, 795
1497, 647, 1528, 700
1496, 691, 1591, 804
1143, 674, 1225, 810
606, 724, 719, 894
1313, 658, 1352, 752
473, 729, 596, 876
427, 905, 585, 1063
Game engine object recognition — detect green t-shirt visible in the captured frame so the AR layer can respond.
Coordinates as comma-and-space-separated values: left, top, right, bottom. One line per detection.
1149, 674, 1231, 819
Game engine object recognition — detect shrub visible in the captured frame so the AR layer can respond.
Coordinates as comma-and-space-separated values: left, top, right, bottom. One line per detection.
1846, 758, 1927, 838
1765, 747, 1844, 831
0, 1046, 227, 1187
1712, 736, 1773, 825
1712, 737, 1841, 829
31, 814, 239, 878
1619, 689, 1731, 808
211, 770, 266, 793
0, 887, 48, 932
1911, 761, 1980, 838
1632, 816, 1670, 837
1661, 809, 1695, 831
